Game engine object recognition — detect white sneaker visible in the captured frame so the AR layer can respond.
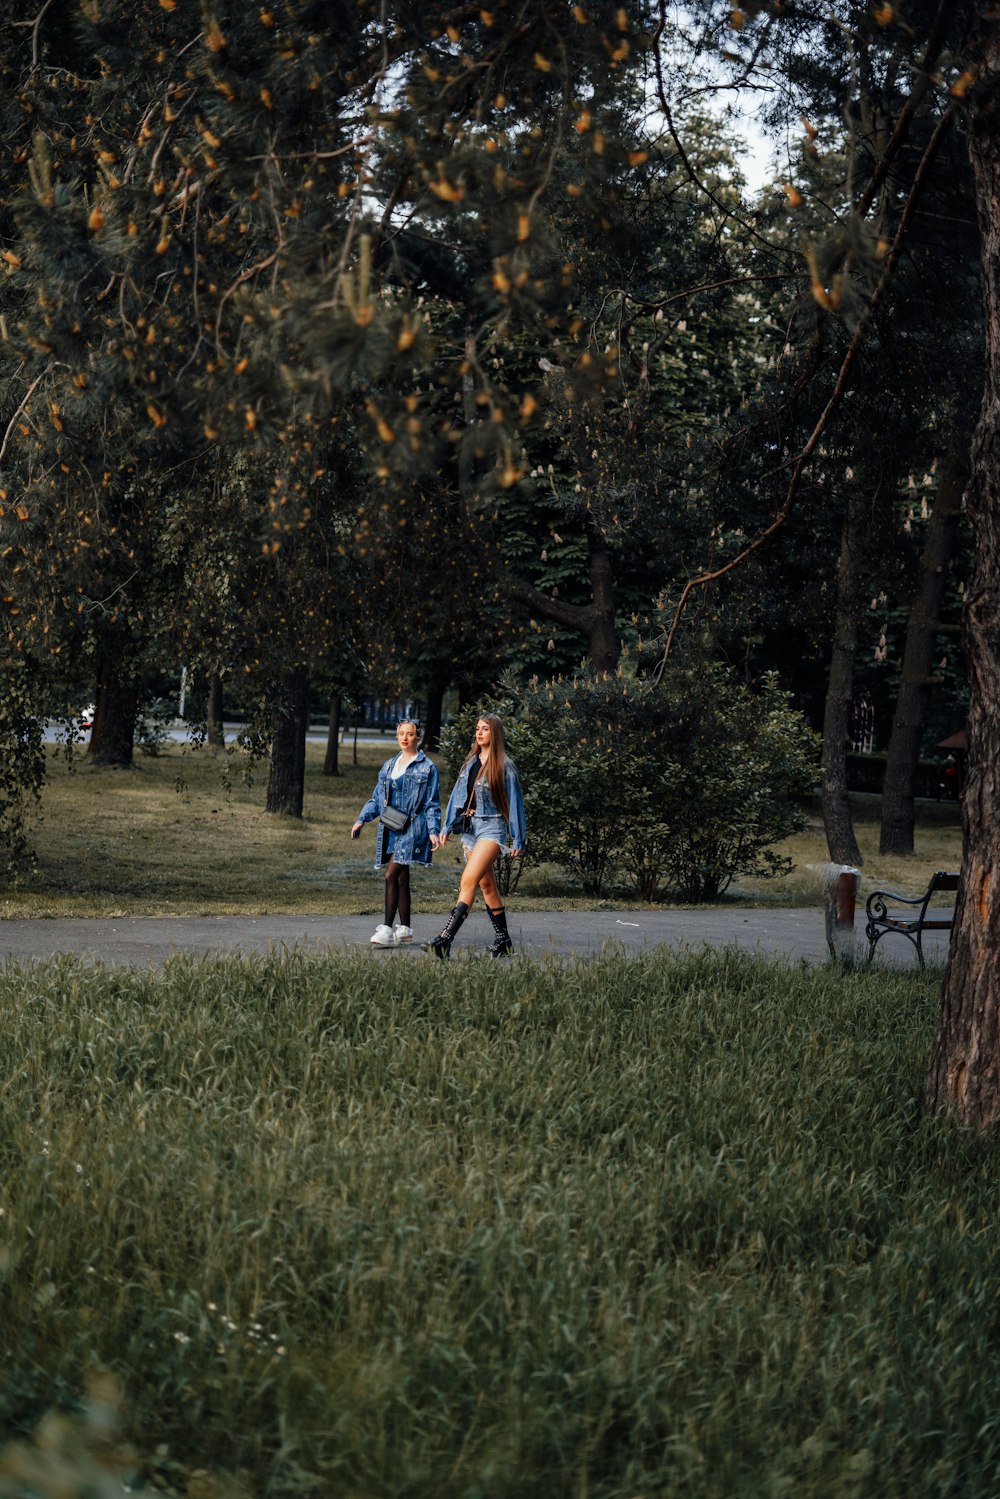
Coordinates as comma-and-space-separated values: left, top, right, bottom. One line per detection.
394, 925, 414, 945
370, 924, 395, 947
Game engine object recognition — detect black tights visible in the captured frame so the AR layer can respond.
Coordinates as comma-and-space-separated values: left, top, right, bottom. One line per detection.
384, 859, 411, 927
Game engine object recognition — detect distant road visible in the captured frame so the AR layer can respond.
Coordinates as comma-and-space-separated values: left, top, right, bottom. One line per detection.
42, 722, 399, 747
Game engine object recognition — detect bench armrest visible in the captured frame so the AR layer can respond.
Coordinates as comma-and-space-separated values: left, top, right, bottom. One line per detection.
864, 872, 959, 969
865, 871, 959, 925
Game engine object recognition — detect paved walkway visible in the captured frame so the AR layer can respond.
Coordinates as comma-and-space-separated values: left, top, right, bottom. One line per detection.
0, 907, 950, 969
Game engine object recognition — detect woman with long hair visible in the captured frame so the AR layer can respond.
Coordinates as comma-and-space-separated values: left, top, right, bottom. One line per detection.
352, 719, 442, 947
427, 712, 526, 959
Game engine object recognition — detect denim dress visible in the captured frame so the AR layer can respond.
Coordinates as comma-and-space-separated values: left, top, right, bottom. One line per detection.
356, 751, 442, 868
442, 758, 526, 852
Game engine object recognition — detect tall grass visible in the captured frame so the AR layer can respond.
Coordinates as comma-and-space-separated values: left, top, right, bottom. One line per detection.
1, 949, 997, 1496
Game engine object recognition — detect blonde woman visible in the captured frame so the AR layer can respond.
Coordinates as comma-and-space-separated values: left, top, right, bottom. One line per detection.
427, 713, 526, 958
352, 720, 442, 946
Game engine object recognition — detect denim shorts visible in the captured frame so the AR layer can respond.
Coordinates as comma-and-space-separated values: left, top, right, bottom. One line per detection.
460, 813, 507, 853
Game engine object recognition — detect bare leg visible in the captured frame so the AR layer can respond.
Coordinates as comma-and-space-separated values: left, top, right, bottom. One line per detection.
461, 842, 512, 956
459, 840, 502, 908
426, 841, 503, 960
476, 861, 501, 908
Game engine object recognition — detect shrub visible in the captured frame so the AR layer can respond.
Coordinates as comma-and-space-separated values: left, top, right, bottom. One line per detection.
134, 697, 173, 757
441, 697, 631, 896
507, 665, 817, 900
616, 667, 819, 900
502, 680, 640, 895
438, 669, 816, 901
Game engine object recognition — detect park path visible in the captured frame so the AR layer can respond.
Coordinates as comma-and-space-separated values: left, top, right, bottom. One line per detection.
0, 906, 949, 968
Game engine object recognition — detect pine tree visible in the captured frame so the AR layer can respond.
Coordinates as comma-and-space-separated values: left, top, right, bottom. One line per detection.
0, 0, 653, 819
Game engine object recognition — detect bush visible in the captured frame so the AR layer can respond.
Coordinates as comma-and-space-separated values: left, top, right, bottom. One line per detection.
438, 669, 817, 901
619, 667, 818, 900
507, 665, 817, 900
134, 697, 173, 757
442, 694, 642, 897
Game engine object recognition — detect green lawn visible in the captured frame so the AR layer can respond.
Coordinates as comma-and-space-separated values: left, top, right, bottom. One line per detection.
0, 741, 963, 918
0, 750, 979, 1497
1, 949, 996, 1497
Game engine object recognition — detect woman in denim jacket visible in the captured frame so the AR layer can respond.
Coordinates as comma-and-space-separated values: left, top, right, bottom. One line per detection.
352, 720, 442, 947
426, 713, 526, 959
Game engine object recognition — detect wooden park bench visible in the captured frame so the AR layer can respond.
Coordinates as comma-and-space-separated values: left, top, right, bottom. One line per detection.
864, 870, 960, 969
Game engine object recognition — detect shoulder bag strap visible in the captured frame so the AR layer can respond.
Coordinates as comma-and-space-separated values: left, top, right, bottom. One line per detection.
462, 759, 483, 816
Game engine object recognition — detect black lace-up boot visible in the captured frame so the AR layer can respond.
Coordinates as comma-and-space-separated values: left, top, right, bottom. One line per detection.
425, 901, 470, 959
485, 905, 513, 958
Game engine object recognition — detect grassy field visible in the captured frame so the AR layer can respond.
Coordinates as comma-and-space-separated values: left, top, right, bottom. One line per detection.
0, 741, 964, 919
1, 949, 997, 1497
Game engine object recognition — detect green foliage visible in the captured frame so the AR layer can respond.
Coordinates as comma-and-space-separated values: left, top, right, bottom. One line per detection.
133, 697, 173, 758
504, 665, 817, 899
458, 107, 761, 677
626, 666, 820, 901
0, 0, 661, 811
3, 951, 1000, 1495
0, 664, 44, 879
0, 0, 980, 856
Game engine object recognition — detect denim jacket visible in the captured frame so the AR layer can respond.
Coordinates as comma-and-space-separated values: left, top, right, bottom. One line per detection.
356, 750, 441, 868
443, 758, 526, 851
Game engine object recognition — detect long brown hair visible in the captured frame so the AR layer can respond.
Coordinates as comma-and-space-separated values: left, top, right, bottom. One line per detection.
461, 713, 511, 822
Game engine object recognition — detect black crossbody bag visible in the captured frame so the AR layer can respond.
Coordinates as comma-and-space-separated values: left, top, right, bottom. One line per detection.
380, 780, 411, 833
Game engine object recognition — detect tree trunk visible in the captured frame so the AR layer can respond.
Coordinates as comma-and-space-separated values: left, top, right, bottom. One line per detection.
322, 694, 341, 776
422, 677, 446, 751
507, 523, 620, 672
879, 440, 967, 855
926, 7, 1000, 1127
206, 673, 225, 753
820, 491, 865, 866
265, 667, 309, 816
88, 656, 138, 768
585, 524, 619, 672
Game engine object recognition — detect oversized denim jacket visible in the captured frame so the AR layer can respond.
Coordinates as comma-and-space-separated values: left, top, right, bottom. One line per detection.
356, 750, 441, 868
443, 758, 526, 851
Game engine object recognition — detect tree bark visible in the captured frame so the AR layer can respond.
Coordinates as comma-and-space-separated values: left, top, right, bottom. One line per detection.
87, 656, 138, 768
926, 6, 1000, 1127
265, 667, 309, 817
507, 523, 620, 672
585, 524, 619, 673
206, 673, 225, 754
322, 694, 341, 776
879, 439, 967, 855
820, 490, 866, 866
422, 676, 446, 751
